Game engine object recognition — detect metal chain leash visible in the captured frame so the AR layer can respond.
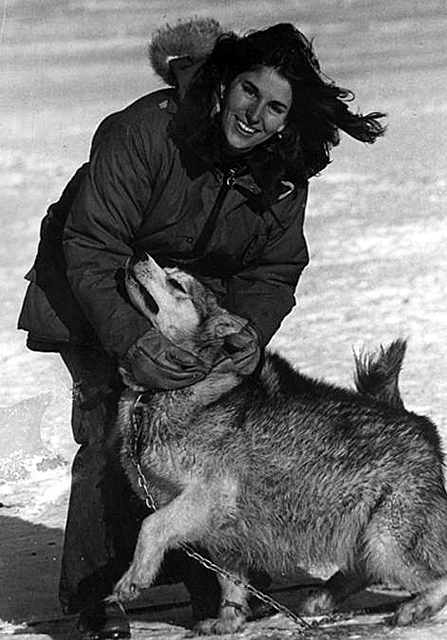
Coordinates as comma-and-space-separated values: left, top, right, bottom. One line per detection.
177, 544, 313, 630
129, 393, 157, 512
127, 393, 313, 632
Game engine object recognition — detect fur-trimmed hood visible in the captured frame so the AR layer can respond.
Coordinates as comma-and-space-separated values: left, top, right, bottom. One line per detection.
148, 17, 224, 86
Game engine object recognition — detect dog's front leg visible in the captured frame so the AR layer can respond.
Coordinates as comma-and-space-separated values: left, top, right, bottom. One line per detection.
195, 570, 249, 635
112, 484, 210, 602
111, 511, 166, 602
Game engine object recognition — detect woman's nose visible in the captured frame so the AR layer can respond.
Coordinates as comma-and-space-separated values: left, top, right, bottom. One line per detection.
246, 102, 262, 124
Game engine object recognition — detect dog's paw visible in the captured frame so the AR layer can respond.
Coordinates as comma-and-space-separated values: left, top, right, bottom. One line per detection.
393, 594, 439, 626
113, 568, 146, 602
299, 588, 336, 616
193, 617, 245, 636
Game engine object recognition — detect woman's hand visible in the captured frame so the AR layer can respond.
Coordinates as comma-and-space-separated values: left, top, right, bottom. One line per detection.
120, 323, 261, 391
121, 328, 209, 390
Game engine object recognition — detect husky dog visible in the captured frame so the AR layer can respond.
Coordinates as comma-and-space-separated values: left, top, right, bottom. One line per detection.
113, 253, 447, 634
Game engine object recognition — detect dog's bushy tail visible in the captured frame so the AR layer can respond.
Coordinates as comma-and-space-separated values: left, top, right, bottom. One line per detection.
354, 339, 407, 410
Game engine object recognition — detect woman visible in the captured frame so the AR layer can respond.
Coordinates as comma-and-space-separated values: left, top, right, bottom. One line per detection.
18, 18, 385, 640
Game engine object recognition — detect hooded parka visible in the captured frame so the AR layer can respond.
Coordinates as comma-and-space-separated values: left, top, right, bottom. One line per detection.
18, 63, 309, 357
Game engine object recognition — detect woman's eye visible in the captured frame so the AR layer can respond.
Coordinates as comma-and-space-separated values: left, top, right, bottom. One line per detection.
242, 83, 256, 97
270, 103, 286, 115
168, 278, 186, 293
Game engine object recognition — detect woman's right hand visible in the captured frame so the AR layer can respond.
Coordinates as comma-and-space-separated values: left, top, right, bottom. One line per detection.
121, 328, 209, 390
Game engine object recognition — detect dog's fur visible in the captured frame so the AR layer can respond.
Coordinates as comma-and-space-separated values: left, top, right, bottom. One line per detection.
113, 253, 447, 634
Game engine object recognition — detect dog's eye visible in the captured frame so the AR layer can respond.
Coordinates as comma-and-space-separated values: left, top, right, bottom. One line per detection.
168, 278, 187, 294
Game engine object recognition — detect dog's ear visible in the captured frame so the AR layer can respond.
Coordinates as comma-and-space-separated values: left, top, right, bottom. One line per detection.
208, 311, 248, 338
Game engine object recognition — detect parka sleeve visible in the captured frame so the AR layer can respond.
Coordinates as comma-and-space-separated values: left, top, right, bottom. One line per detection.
220, 185, 309, 347
62, 117, 154, 357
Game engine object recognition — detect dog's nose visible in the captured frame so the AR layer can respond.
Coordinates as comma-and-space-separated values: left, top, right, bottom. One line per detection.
128, 251, 146, 272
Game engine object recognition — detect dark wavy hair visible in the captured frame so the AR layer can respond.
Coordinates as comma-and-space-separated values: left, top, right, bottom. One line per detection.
172, 23, 386, 182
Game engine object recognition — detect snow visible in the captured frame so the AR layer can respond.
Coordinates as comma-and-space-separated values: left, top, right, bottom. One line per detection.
1, 1, 446, 637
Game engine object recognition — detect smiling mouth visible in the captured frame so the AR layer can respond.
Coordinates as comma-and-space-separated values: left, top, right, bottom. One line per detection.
234, 116, 259, 136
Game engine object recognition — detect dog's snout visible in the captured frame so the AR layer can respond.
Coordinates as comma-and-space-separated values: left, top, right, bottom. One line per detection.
128, 251, 146, 271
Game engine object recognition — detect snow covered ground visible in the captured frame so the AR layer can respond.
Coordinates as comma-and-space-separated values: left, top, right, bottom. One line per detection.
1, 1, 446, 637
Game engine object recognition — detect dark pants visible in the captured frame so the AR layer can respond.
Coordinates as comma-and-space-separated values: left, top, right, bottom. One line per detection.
58, 343, 220, 617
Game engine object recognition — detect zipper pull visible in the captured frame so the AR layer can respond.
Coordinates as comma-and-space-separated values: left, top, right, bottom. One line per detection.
225, 168, 237, 188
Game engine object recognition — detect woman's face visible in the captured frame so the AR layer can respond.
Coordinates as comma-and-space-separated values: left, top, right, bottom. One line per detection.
221, 66, 292, 152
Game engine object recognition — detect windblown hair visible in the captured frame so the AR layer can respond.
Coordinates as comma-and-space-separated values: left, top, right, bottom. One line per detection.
171, 22, 386, 181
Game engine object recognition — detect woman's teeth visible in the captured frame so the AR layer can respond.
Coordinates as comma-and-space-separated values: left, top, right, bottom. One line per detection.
235, 117, 257, 135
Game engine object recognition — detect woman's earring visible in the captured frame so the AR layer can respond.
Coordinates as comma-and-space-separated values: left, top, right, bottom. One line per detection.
211, 84, 225, 117
211, 92, 221, 117
277, 130, 284, 140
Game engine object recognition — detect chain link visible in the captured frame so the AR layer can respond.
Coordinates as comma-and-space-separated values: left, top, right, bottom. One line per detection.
128, 394, 313, 632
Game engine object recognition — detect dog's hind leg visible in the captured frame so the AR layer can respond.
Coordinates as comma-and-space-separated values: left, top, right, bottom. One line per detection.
195, 568, 250, 635
112, 483, 211, 602
364, 492, 447, 625
395, 577, 447, 625
392, 520, 447, 626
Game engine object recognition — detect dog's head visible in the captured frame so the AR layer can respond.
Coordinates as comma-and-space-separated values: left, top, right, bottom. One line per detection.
125, 253, 247, 355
